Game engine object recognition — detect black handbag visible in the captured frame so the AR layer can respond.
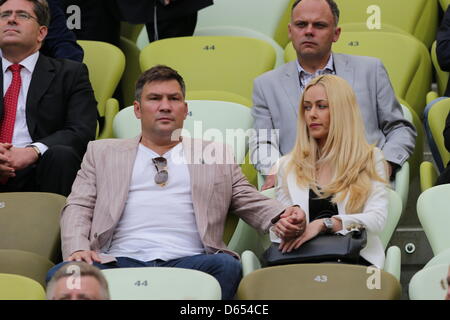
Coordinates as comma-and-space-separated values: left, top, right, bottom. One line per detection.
262, 228, 367, 267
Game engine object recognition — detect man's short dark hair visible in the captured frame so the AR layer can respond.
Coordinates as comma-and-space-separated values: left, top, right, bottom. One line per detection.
0, 0, 50, 27
292, 0, 340, 26
135, 65, 186, 102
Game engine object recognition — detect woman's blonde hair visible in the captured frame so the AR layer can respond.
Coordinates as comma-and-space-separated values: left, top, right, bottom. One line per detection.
285, 74, 387, 213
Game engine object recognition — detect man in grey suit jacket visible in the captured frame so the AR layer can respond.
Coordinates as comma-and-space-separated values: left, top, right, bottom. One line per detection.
251, 0, 416, 189
48, 65, 306, 300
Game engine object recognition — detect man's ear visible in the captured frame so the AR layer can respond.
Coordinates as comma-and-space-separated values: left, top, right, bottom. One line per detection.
38, 26, 48, 44
332, 26, 341, 43
133, 101, 141, 119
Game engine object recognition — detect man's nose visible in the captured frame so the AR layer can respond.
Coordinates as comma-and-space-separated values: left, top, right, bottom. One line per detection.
305, 24, 314, 35
159, 97, 172, 111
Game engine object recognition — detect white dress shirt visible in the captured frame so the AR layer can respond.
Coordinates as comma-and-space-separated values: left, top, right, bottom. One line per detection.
2, 51, 47, 153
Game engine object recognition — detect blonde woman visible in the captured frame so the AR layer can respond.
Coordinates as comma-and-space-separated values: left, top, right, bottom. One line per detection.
273, 75, 389, 268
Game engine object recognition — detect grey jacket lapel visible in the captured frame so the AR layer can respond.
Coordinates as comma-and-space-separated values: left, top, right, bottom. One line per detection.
333, 53, 355, 88
281, 61, 302, 116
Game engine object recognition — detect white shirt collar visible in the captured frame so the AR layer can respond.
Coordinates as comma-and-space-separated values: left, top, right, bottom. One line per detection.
2, 51, 39, 74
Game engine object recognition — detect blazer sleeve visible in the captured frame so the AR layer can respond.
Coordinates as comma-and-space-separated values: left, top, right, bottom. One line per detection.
373, 59, 416, 166
250, 76, 282, 175
334, 150, 389, 235
226, 145, 286, 233
60, 141, 98, 260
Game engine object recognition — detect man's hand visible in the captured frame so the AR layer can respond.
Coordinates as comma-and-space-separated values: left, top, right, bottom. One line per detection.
273, 206, 306, 240
0, 143, 15, 178
261, 174, 276, 190
7, 147, 39, 171
67, 250, 101, 265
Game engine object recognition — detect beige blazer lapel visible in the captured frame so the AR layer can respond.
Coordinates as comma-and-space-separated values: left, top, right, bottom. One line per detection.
101, 136, 141, 232
182, 137, 215, 239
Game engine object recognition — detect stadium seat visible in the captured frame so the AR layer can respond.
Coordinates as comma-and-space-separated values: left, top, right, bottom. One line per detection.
194, 26, 285, 68
102, 267, 221, 300
186, 90, 251, 107
420, 161, 438, 192
195, 0, 292, 47
0, 273, 46, 300
417, 184, 450, 255
424, 247, 450, 268
236, 263, 401, 300
0, 192, 66, 264
139, 36, 276, 102
120, 22, 144, 43
431, 41, 449, 97
426, 98, 450, 169
237, 188, 402, 280
0, 249, 54, 288
118, 36, 141, 106
334, 0, 438, 48
440, 0, 450, 11
409, 263, 449, 300
78, 40, 125, 139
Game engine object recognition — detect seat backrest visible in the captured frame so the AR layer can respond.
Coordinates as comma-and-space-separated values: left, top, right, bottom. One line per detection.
431, 41, 449, 97
194, 26, 285, 68
0, 273, 46, 300
236, 263, 401, 299
381, 189, 402, 249
186, 90, 251, 107
195, 0, 291, 46
139, 36, 275, 102
409, 263, 449, 300
334, 0, 438, 48
118, 37, 141, 107
428, 98, 450, 166
0, 192, 66, 263
285, 31, 431, 115
417, 184, 450, 255
113, 100, 253, 164
440, 0, 450, 11
0, 249, 54, 288
78, 40, 125, 117
102, 267, 221, 300
424, 247, 450, 268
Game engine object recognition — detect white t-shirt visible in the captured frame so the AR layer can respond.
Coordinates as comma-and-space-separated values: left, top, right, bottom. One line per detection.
106, 143, 205, 261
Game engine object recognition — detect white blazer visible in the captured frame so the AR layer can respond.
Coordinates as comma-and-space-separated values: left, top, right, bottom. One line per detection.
275, 148, 389, 268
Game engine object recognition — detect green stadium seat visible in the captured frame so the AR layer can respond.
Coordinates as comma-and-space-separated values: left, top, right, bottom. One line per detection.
0, 249, 54, 288
427, 98, 450, 167
431, 41, 449, 97
78, 40, 125, 139
236, 263, 401, 300
334, 0, 438, 48
0, 273, 46, 300
409, 263, 449, 300
417, 184, 450, 255
118, 36, 141, 107
420, 161, 438, 192
0, 192, 66, 264
195, 0, 291, 47
102, 267, 221, 300
139, 36, 276, 103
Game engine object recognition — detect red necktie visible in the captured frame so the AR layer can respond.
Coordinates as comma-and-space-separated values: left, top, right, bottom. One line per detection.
0, 64, 22, 184
0, 64, 23, 143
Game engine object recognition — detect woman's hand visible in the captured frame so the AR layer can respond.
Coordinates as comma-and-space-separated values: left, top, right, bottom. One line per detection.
279, 219, 325, 253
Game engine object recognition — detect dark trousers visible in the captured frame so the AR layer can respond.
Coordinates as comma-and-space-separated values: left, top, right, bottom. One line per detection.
47, 253, 242, 300
145, 12, 198, 42
0, 145, 81, 197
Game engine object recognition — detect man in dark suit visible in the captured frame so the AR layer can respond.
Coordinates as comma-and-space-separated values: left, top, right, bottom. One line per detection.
0, 0, 97, 196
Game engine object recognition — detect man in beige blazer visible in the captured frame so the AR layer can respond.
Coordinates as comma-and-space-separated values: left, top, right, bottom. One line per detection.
48, 65, 306, 299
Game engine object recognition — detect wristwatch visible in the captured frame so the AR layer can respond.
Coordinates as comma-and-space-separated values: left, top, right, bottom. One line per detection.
323, 218, 334, 234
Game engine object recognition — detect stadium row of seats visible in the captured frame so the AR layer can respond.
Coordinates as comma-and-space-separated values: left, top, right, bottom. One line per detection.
0, 180, 449, 299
